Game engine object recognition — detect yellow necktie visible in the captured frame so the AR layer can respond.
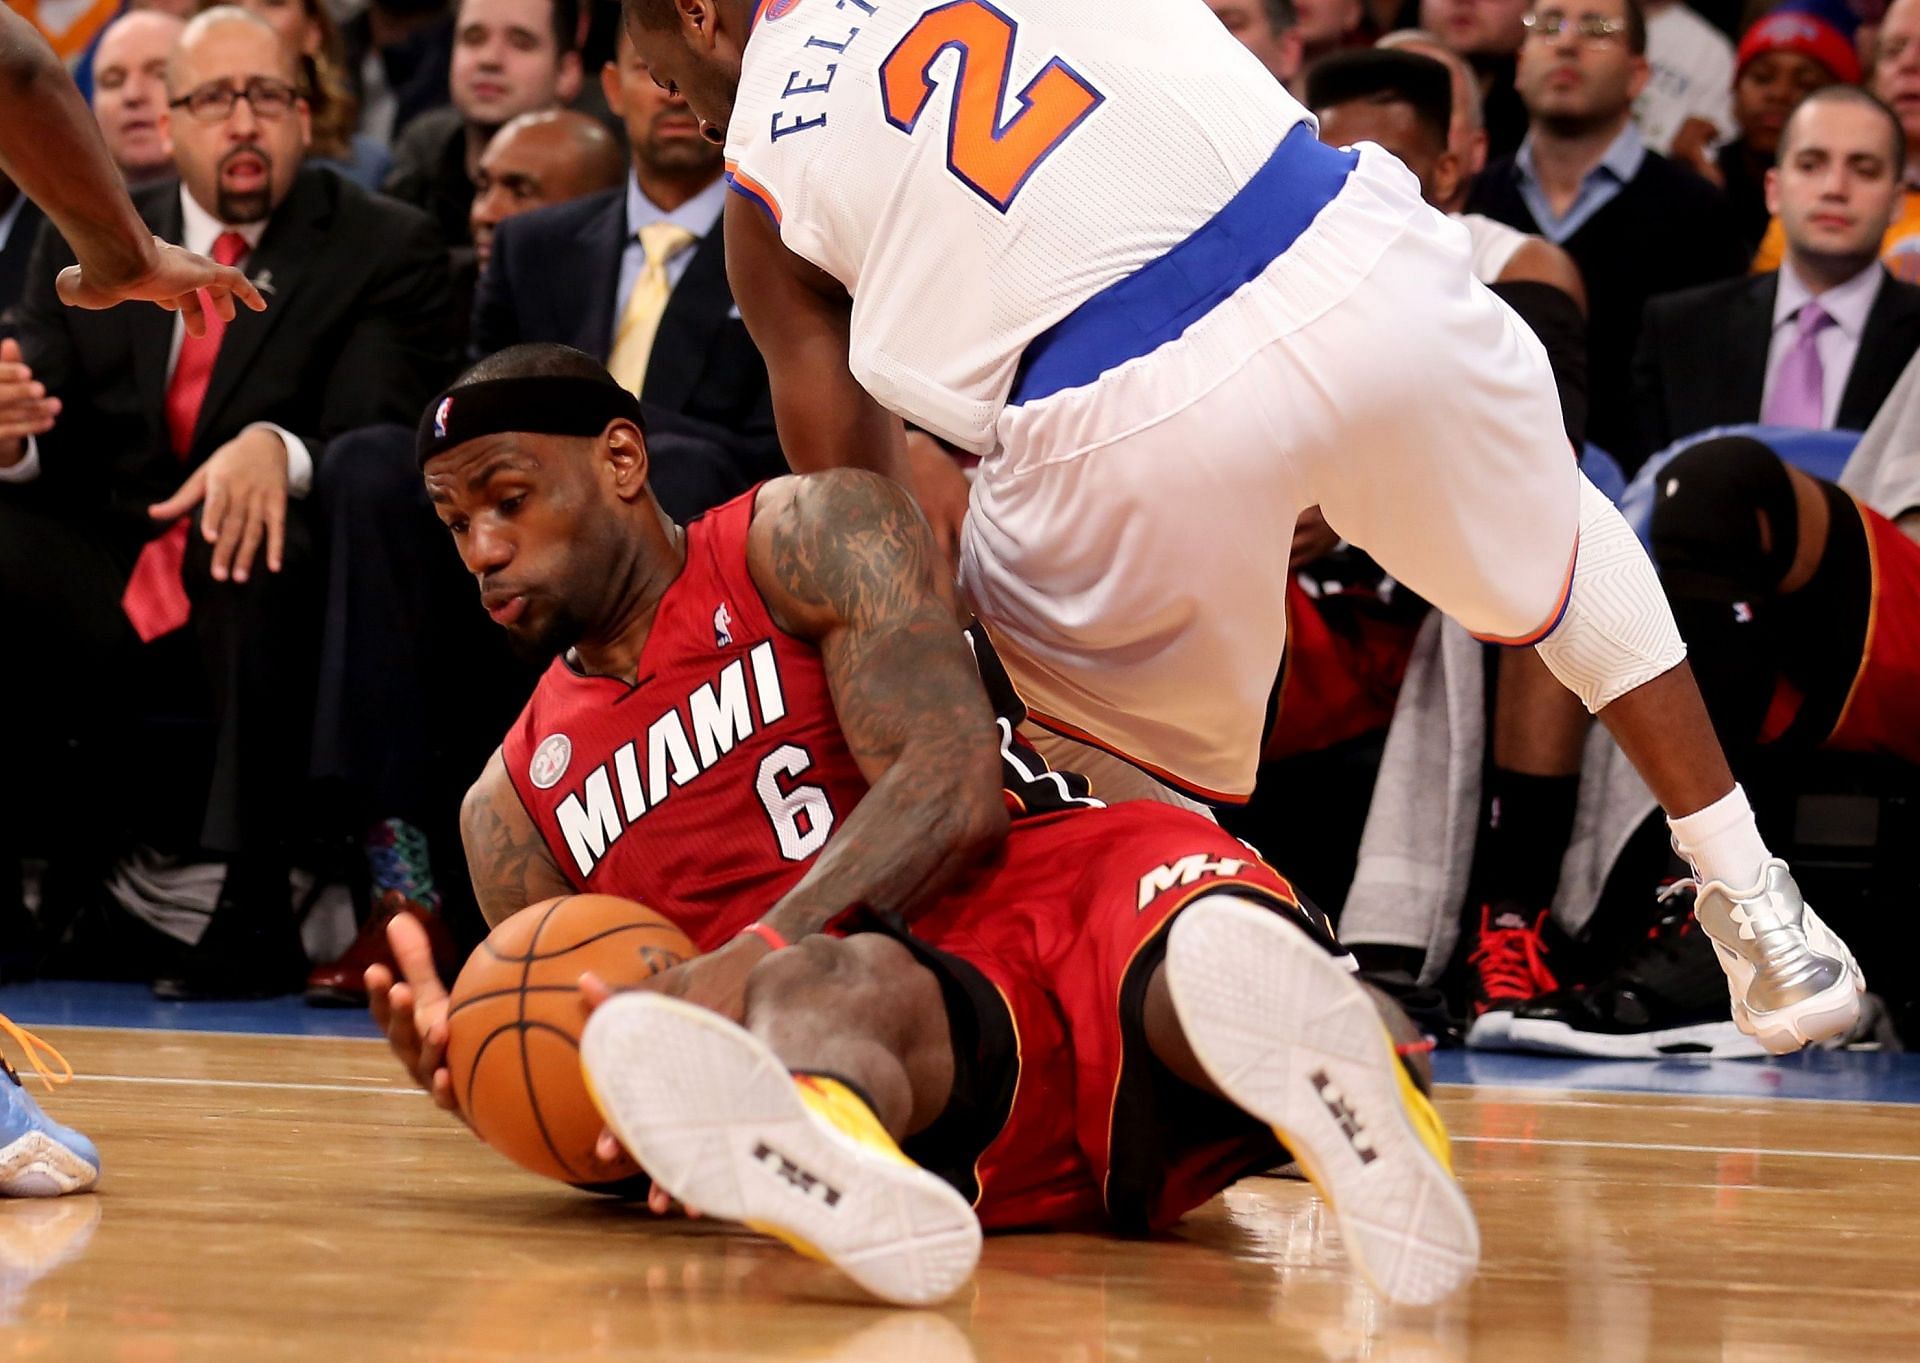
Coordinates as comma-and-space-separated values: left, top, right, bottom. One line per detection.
607, 222, 699, 395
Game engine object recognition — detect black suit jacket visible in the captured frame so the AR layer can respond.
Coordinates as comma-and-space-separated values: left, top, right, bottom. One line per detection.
14, 168, 456, 542
0, 196, 47, 323
472, 187, 777, 443
1633, 268, 1920, 454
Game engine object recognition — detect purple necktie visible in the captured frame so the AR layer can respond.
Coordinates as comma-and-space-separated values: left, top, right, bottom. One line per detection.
1763, 300, 1835, 430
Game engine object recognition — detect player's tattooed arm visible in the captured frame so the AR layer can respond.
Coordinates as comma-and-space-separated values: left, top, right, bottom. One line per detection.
748, 470, 1010, 939
460, 748, 573, 927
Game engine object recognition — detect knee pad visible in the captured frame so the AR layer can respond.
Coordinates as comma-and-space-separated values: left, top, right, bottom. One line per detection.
1532, 476, 1687, 713
1648, 437, 1797, 598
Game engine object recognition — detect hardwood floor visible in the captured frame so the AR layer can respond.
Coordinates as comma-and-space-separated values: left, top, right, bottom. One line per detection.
3, 1025, 1916, 1362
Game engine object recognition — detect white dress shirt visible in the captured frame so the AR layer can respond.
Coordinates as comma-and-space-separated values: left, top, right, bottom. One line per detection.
613, 172, 729, 320
0, 187, 313, 495
1762, 261, 1885, 431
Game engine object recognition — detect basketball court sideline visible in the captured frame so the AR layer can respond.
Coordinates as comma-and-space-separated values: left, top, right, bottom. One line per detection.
1, 982, 1916, 1361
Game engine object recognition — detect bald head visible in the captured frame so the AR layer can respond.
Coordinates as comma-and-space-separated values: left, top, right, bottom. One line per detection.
471, 110, 628, 270
168, 5, 295, 89
93, 10, 187, 183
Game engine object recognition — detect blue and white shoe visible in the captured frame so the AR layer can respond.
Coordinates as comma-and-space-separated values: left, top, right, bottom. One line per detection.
0, 1019, 100, 1197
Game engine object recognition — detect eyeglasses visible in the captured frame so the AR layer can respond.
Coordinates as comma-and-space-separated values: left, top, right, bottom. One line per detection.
1522, 10, 1629, 42
167, 77, 299, 122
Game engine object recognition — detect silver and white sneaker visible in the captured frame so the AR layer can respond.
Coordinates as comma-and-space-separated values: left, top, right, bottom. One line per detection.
1689, 859, 1865, 1055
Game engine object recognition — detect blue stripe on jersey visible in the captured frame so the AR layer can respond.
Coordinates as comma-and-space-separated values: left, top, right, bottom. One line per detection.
1008, 123, 1357, 407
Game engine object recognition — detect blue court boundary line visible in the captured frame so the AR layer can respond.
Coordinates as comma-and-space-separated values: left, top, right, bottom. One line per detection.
6, 980, 1918, 1105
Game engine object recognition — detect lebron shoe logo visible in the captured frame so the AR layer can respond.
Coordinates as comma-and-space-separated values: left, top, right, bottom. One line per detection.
1310, 1069, 1379, 1165
753, 1141, 843, 1206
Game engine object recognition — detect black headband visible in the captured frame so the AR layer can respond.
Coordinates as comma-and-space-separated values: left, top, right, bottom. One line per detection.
415, 375, 645, 468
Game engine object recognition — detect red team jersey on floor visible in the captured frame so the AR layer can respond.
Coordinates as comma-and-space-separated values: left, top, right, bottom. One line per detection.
501, 488, 1338, 1231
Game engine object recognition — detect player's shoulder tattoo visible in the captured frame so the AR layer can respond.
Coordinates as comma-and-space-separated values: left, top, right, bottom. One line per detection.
460, 751, 569, 926
764, 467, 943, 629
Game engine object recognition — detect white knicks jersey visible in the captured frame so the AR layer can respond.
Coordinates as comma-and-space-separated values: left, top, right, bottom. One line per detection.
724, 0, 1310, 454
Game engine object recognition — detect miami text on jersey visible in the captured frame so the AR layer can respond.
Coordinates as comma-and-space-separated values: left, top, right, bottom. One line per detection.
554, 642, 791, 877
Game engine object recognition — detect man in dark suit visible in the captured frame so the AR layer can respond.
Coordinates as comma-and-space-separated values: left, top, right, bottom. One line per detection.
1466, 0, 1746, 468
0, 173, 46, 318
0, 8, 454, 998
472, 20, 775, 456
383, 0, 582, 251
1636, 87, 1920, 452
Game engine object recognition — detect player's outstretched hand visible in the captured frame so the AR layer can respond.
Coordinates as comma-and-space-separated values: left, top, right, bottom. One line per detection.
368, 913, 465, 1123
56, 237, 267, 337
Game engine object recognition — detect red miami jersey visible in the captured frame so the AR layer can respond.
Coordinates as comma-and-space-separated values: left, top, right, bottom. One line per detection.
501, 488, 1097, 951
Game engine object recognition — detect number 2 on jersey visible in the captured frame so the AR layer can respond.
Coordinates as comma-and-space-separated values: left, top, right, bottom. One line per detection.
879, 0, 1103, 212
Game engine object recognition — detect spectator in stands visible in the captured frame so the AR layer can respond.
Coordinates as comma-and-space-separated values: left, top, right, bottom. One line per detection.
1297, 0, 1378, 67
1719, 0, 1860, 253
1468, 0, 1745, 466
1379, 29, 1491, 209
213, 0, 392, 189
1317, 46, 1588, 305
1208, 0, 1305, 86
0, 172, 47, 317
1755, 0, 1920, 275
469, 107, 623, 273
1637, 87, 1920, 450
1422, 0, 1534, 156
446, 107, 621, 346
91, 10, 186, 190
1637, 0, 1736, 172
341, 0, 455, 145
472, 22, 771, 445
384, 0, 582, 251
0, 7, 453, 999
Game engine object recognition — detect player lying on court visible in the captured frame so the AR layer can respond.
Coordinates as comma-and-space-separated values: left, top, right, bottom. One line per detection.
369, 346, 1479, 1307
618, 0, 1863, 1055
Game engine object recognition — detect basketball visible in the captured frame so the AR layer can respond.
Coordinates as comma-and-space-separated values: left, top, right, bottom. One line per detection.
445, 894, 696, 1188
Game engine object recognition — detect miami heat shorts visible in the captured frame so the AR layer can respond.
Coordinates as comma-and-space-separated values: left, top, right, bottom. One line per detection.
865, 802, 1346, 1233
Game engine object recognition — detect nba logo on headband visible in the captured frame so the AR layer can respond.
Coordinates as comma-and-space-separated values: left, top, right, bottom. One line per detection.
433, 396, 453, 439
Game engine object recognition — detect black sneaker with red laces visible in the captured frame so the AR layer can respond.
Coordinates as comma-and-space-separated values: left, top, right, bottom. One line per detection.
1462, 904, 1559, 1050
1504, 888, 1767, 1059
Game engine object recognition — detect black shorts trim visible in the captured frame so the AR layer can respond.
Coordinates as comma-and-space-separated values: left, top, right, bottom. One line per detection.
1104, 885, 1336, 1233
843, 910, 1019, 1208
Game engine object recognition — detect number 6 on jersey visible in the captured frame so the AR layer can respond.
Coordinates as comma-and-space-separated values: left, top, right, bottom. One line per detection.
879, 0, 1103, 212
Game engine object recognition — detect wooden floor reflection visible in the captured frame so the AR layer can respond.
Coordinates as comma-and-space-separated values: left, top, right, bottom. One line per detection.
4, 1026, 1918, 1362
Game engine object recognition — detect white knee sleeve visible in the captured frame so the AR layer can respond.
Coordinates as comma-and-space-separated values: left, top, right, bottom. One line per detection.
1532, 475, 1687, 713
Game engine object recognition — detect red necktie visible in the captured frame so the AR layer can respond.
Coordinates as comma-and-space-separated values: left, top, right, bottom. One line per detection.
122, 230, 249, 644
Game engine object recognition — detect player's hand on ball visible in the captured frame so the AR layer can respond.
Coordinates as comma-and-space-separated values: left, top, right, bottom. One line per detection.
368, 913, 465, 1123
594, 932, 771, 1024
56, 237, 267, 337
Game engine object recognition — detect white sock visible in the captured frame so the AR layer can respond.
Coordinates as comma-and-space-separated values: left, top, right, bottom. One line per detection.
1666, 785, 1773, 890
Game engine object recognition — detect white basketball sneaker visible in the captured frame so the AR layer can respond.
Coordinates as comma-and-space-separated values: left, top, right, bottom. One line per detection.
1688, 859, 1865, 1054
